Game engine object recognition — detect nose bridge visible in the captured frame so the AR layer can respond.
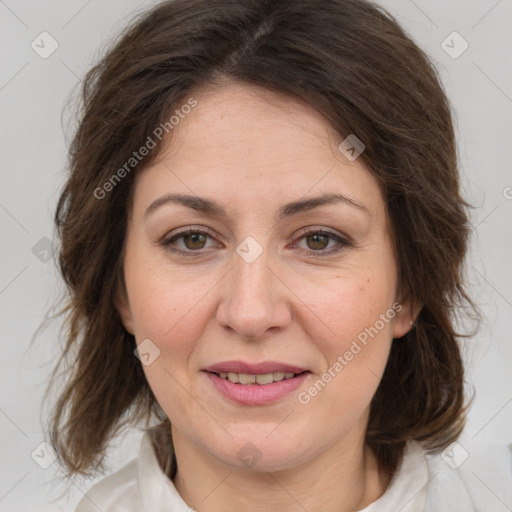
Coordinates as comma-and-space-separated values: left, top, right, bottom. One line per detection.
234, 244, 272, 303
217, 237, 290, 339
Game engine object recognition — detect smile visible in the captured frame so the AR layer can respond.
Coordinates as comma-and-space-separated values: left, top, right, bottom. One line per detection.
216, 371, 299, 385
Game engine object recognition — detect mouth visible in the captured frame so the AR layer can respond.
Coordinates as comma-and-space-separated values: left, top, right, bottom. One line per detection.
202, 361, 311, 405
215, 372, 304, 386
209, 370, 307, 385
203, 360, 308, 375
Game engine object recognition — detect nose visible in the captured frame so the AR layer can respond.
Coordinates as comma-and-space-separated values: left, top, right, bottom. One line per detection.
216, 243, 292, 340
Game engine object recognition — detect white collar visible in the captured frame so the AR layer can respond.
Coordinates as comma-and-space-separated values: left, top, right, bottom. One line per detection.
361, 441, 429, 511
138, 431, 192, 511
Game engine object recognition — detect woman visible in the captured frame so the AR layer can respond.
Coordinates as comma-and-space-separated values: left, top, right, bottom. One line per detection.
48, 0, 512, 510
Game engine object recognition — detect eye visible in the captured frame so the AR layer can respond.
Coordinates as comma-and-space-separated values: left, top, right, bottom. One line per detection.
160, 226, 351, 258
293, 228, 350, 256
160, 227, 219, 256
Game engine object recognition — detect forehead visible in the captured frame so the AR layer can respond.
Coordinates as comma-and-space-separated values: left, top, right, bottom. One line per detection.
153, 82, 339, 174
130, 81, 384, 221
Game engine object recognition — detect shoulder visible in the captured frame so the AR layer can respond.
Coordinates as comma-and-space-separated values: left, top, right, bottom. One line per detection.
75, 429, 190, 512
75, 458, 142, 512
364, 437, 512, 512
423, 436, 512, 512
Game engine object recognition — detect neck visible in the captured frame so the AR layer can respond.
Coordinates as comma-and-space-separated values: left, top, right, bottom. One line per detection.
171, 427, 390, 512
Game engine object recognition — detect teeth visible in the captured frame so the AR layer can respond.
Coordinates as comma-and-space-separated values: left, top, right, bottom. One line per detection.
255, 373, 274, 385
217, 371, 300, 385
227, 372, 239, 383
239, 373, 256, 384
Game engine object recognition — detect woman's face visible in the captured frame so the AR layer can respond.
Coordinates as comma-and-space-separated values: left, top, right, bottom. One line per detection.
117, 81, 413, 472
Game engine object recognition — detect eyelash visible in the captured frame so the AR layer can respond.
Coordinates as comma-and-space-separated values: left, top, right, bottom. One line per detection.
160, 226, 351, 258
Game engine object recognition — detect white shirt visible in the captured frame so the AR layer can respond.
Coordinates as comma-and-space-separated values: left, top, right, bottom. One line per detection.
76, 432, 512, 511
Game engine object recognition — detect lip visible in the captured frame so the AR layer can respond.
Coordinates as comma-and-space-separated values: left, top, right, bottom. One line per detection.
202, 360, 310, 406
204, 371, 310, 405
203, 360, 307, 374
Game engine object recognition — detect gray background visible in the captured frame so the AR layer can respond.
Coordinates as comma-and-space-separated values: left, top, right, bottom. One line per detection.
1, 0, 511, 510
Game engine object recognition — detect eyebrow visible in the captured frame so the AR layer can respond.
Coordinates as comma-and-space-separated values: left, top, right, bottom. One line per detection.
143, 193, 372, 221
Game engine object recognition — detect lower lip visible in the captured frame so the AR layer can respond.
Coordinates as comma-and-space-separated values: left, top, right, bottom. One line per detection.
204, 371, 310, 405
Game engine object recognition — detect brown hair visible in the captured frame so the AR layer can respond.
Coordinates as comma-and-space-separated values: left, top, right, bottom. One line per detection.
48, 0, 476, 479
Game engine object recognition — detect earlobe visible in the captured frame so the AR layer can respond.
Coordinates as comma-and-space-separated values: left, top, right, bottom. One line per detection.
392, 300, 422, 339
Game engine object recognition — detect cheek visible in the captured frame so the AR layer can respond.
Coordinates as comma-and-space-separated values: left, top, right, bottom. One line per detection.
129, 278, 211, 361
307, 275, 397, 409
300, 269, 397, 353
124, 263, 217, 424
124, 239, 207, 331
124, 247, 229, 397
294, 262, 397, 410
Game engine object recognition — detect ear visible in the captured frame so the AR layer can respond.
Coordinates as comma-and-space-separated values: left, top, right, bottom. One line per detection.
392, 298, 422, 339
114, 280, 135, 335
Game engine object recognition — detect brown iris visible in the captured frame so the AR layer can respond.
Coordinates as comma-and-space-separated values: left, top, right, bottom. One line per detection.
183, 232, 207, 250
306, 233, 329, 250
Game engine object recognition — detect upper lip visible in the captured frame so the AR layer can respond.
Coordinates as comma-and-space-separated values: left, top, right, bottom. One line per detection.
203, 361, 308, 374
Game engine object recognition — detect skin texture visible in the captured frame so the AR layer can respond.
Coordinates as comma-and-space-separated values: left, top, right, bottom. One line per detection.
116, 81, 415, 511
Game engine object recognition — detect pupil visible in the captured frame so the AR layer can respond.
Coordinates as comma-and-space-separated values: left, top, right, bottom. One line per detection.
308, 234, 328, 250
185, 233, 206, 249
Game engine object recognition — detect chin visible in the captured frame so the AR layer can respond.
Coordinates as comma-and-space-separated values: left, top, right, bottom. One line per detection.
202, 430, 312, 473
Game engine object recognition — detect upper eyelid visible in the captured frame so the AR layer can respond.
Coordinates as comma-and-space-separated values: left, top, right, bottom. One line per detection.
164, 226, 217, 242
